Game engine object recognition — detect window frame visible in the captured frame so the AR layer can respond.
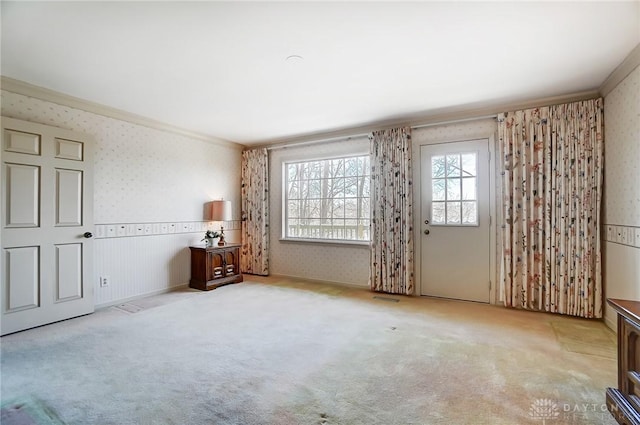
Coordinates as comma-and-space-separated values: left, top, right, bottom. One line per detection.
281, 153, 371, 245
430, 150, 480, 227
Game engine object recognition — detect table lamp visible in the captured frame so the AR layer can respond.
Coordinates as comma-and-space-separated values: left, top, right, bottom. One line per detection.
210, 200, 232, 246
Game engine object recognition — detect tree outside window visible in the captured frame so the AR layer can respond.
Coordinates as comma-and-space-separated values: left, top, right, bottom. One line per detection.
285, 155, 370, 241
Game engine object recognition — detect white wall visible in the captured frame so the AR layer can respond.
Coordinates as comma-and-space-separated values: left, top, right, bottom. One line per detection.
602, 65, 640, 329
1, 89, 243, 306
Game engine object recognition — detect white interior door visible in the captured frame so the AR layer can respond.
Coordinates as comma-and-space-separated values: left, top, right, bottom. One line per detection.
1, 117, 94, 335
420, 139, 490, 302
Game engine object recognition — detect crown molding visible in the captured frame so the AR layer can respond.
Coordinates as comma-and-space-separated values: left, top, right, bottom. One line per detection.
0, 76, 244, 150
600, 43, 640, 97
253, 89, 600, 150
409, 90, 600, 128
1, 75, 604, 153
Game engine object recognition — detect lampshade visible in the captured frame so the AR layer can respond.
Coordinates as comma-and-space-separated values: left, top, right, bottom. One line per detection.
210, 200, 232, 221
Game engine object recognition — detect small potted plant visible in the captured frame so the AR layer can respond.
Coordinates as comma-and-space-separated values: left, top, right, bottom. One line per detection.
202, 230, 220, 247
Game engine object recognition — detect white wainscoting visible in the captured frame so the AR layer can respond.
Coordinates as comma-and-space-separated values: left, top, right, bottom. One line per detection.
93, 227, 241, 307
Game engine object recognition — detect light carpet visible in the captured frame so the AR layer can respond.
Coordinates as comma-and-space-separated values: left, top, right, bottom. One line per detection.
0, 277, 617, 425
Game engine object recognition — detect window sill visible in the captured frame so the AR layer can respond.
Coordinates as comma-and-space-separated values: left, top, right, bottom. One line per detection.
279, 237, 370, 248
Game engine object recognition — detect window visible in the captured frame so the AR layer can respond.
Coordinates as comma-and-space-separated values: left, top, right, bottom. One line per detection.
284, 155, 370, 241
431, 152, 478, 225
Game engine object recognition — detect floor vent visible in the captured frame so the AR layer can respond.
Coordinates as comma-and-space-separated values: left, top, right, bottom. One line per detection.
373, 296, 399, 303
112, 303, 144, 314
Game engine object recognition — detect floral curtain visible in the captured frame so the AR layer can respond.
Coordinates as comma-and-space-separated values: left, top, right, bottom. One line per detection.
241, 148, 269, 275
498, 98, 604, 318
369, 127, 414, 295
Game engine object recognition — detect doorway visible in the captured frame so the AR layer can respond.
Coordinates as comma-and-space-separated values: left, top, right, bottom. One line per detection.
420, 139, 491, 303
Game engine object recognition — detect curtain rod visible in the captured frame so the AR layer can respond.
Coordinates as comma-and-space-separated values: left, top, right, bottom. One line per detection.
265, 133, 369, 151
265, 114, 497, 151
413, 113, 498, 129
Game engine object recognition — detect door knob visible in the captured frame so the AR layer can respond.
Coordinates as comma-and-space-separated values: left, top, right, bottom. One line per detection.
424, 229, 430, 235
83, 232, 93, 238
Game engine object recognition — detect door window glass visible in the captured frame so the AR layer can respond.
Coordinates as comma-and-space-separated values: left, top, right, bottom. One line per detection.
431, 152, 478, 226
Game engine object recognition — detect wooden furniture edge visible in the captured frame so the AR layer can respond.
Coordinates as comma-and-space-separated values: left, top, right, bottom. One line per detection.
607, 388, 640, 425
608, 299, 640, 324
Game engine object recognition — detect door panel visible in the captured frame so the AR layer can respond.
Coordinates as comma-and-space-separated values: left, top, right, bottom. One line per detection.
54, 138, 83, 161
208, 252, 224, 279
420, 139, 490, 303
55, 168, 83, 226
4, 129, 40, 155
5, 163, 40, 227
1, 117, 94, 335
225, 251, 236, 276
55, 244, 82, 301
5, 246, 40, 312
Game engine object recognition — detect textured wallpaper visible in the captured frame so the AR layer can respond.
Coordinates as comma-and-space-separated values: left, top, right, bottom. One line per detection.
602, 65, 640, 329
1, 90, 242, 224
269, 137, 371, 286
412, 119, 497, 146
604, 66, 640, 227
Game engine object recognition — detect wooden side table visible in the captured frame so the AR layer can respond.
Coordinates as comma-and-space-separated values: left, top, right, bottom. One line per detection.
189, 244, 243, 291
606, 298, 640, 425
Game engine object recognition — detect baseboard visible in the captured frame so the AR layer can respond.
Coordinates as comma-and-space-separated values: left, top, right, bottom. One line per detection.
604, 314, 617, 333
267, 273, 431, 297
268, 273, 369, 290
95, 283, 190, 310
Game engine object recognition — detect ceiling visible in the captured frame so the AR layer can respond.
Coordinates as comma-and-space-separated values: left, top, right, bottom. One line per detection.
1, 2, 639, 146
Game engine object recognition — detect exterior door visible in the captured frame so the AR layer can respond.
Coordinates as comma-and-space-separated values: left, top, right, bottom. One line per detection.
420, 139, 490, 303
1, 117, 94, 335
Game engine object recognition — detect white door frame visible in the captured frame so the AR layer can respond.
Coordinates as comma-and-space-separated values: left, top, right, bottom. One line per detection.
413, 134, 497, 304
